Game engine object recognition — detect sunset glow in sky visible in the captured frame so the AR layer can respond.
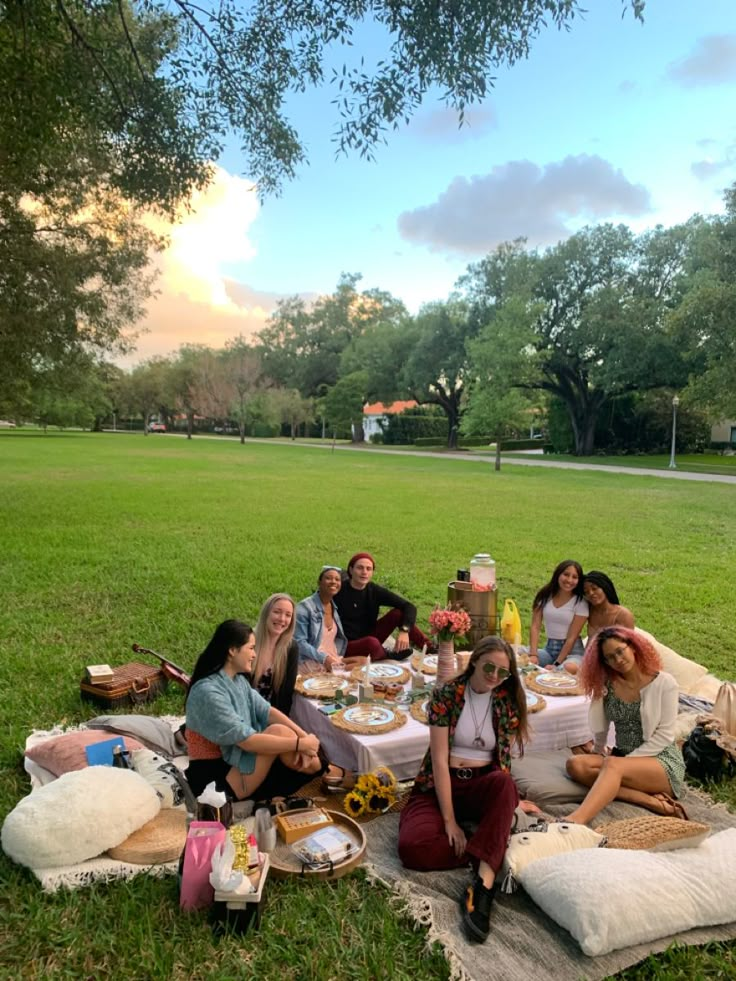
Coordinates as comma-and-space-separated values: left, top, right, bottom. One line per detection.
131, 0, 736, 363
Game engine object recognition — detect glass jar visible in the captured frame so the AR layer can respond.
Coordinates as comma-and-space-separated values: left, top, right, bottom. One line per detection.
469, 553, 496, 591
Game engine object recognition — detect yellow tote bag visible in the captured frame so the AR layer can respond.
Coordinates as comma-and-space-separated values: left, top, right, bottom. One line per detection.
500, 599, 522, 646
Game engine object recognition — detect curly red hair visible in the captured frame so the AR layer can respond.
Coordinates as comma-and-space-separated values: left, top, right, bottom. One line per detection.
580, 627, 662, 700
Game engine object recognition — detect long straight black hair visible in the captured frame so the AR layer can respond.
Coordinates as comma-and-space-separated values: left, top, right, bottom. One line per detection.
458, 635, 529, 753
186, 619, 253, 702
533, 559, 585, 610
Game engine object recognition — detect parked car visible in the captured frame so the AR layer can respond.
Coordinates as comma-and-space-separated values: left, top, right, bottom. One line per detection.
148, 422, 166, 433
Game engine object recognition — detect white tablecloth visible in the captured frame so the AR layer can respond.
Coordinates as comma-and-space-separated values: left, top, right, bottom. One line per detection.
292, 690, 594, 780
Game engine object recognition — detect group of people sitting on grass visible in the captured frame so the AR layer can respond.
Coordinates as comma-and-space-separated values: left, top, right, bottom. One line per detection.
184, 552, 685, 945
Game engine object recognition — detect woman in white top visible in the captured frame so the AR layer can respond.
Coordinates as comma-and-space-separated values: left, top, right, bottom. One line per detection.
528, 559, 589, 675
565, 626, 686, 823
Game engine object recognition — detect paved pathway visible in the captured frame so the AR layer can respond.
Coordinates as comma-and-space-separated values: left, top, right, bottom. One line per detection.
163, 432, 736, 485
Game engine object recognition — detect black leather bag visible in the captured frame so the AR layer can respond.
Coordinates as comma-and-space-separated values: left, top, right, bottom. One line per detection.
682, 723, 736, 782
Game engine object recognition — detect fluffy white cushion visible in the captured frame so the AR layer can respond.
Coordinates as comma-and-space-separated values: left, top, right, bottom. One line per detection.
131, 749, 186, 808
1, 767, 160, 869
635, 628, 707, 693
520, 827, 736, 956
510, 751, 587, 807
499, 820, 604, 893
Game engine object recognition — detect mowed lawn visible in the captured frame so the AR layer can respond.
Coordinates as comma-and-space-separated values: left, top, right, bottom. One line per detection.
1, 431, 735, 980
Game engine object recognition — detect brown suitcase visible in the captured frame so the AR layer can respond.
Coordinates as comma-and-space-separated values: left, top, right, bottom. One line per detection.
80, 661, 168, 708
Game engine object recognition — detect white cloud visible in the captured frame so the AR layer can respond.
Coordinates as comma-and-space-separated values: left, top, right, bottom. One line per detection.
397, 154, 651, 256
667, 35, 736, 87
123, 167, 283, 363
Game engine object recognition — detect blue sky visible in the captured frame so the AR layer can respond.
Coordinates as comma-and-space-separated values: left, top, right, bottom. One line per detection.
133, 0, 736, 362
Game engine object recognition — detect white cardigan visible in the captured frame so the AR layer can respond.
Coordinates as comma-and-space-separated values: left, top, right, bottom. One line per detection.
590, 670, 679, 756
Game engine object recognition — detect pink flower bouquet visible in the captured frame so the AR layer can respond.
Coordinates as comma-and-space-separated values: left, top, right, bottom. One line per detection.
428, 604, 472, 643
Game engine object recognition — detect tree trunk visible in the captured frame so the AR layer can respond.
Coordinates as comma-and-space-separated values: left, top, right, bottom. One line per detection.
187, 411, 193, 439
352, 420, 365, 443
239, 421, 245, 444
495, 439, 501, 471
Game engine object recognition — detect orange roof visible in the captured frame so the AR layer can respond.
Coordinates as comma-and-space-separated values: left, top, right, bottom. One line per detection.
363, 400, 418, 416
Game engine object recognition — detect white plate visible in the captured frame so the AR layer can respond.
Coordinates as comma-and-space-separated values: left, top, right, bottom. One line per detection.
525, 690, 541, 707
342, 705, 396, 727
368, 663, 404, 680
533, 671, 578, 690
302, 676, 348, 694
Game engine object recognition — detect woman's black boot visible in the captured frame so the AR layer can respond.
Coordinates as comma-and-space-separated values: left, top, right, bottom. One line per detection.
461, 875, 497, 943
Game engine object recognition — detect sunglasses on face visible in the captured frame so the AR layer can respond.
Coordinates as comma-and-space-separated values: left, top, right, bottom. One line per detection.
321, 565, 342, 573
482, 663, 510, 681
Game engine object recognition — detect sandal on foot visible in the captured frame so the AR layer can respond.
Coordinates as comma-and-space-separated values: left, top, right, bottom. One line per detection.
321, 765, 355, 794
652, 793, 689, 821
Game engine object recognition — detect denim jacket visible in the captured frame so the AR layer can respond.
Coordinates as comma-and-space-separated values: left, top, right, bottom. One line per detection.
294, 591, 348, 663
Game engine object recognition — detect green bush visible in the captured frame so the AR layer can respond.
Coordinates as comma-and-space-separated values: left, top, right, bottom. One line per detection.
414, 436, 444, 447
380, 407, 447, 445
458, 435, 492, 447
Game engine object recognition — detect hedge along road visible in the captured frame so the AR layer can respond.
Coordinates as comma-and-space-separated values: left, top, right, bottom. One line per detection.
157, 433, 736, 486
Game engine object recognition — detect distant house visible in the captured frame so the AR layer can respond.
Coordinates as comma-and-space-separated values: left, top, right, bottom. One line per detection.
362, 400, 418, 439
711, 420, 736, 449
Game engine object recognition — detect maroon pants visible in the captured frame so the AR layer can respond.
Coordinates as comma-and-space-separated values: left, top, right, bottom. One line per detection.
345, 608, 429, 661
398, 769, 519, 873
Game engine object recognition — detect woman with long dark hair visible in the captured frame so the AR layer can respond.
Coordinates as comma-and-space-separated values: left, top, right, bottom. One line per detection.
583, 570, 635, 637
565, 626, 686, 824
185, 619, 323, 800
528, 559, 588, 674
398, 636, 531, 944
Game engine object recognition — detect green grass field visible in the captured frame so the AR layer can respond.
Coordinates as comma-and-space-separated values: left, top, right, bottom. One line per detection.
1, 431, 735, 979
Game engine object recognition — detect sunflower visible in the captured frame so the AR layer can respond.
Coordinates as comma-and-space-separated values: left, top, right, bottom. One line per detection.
365, 788, 395, 814
344, 791, 366, 818
354, 773, 380, 794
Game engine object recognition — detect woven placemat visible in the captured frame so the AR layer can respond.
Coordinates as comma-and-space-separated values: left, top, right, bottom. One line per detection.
350, 661, 411, 686
525, 690, 547, 714
295, 674, 350, 699
597, 815, 711, 851
330, 704, 407, 735
525, 670, 583, 697
410, 698, 429, 725
410, 650, 438, 675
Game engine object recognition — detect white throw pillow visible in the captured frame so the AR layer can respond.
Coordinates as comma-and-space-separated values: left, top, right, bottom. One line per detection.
520, 828, 736, 956
131, 749, 186, 808
499, 820, 605, 893
1, 767, 160, 869
635, 628, 707, 693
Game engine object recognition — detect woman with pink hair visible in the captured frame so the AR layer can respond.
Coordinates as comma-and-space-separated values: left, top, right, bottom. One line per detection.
565, 627, 686, 823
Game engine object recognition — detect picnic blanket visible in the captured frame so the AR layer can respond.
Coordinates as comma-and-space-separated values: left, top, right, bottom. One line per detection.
361, 787, 736, 981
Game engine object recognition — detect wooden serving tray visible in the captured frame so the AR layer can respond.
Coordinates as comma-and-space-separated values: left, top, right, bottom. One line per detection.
268, 809, 366, 880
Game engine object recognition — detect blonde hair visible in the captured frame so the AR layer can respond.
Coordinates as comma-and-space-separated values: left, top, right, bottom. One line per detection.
253, 593, 296, 694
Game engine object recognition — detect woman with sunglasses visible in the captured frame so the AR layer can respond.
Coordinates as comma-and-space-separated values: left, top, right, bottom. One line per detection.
565, 626, 686, 823
398, 636, 531, 944
294, 565, 349, 672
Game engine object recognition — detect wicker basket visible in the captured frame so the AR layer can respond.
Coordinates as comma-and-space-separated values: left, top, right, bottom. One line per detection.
268, 809, 366, 880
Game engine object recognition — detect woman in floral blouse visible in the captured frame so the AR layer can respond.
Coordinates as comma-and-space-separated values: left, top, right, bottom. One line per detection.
398, 636, 531, 944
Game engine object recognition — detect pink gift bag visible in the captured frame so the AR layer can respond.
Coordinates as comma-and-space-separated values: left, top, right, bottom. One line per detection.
180, 820, 227, 911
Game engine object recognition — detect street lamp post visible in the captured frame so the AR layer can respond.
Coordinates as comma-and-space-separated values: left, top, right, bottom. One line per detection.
668, 395, 680, 470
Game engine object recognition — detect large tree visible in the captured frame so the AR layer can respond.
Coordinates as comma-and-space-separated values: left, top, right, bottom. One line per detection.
1, 0, 645, 400
258, 274, 407, 397
463, 223, 696, 454
672, 184, 736, 420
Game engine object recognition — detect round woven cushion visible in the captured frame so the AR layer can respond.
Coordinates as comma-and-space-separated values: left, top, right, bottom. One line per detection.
597, 815, 710, 852
107, 808, 187, 864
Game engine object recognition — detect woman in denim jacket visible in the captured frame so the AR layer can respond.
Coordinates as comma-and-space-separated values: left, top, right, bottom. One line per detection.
294, 565, 349, 671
